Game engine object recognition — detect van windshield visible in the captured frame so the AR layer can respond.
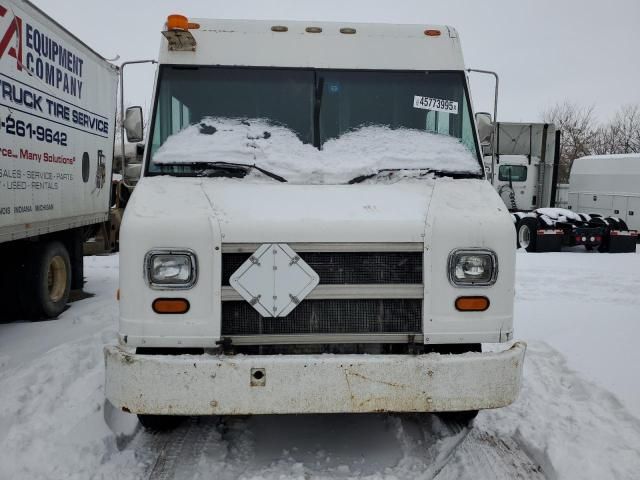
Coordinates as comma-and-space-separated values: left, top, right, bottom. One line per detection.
147, 66, 483, 183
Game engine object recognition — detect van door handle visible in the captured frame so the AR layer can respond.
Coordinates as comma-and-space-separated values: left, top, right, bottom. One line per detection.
614, 209, 620, 214
629, 211, 635, 216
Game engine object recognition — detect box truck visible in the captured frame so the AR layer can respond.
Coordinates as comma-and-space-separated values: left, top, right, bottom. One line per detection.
0, 0, 118, 318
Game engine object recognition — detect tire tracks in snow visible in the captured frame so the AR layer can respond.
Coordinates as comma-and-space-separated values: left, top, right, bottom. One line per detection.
136, 413, 547, 480
435, 428, 548, 480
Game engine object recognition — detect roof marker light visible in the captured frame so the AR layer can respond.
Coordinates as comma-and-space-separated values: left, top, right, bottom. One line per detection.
167, 14, 189, 31
340, 27, 357, 34
424, 29, 442, 37
271, 25, 288, 32
305, 26, 322, 33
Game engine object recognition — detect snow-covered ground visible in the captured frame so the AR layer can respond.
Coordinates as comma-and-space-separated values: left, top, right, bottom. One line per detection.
1, 248, 639, 479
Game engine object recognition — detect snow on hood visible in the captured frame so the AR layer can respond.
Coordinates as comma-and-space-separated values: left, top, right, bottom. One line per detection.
152, 117, 482, 184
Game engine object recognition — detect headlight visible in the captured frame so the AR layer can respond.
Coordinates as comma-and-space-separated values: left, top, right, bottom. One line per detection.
145, 250, 197, 289
448, 249, 497, 287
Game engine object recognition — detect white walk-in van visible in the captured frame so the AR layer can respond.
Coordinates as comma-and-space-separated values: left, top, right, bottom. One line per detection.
105, 16, 526, 430
0, 0, 118, 318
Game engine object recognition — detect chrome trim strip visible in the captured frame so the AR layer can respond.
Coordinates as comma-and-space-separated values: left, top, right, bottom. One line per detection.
221, 242, 424, 253
221, 284, 424, 301
226, 333, 425, 345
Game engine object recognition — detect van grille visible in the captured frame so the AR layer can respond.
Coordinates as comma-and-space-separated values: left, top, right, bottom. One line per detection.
222, 251, 422, 285
221, 299, 423, 336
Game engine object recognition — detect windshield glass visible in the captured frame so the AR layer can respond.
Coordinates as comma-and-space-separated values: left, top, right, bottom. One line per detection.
499, 165, 528, 182
148, 66, 482, 182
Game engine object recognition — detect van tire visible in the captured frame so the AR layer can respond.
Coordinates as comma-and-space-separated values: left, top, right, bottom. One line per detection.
138, 414, 184, 432
20, 241, 71, 320
437, 410, 479, 426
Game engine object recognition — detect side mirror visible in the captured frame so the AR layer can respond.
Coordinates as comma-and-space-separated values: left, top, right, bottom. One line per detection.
123, 106, 144, 143
475, 112, 494, 147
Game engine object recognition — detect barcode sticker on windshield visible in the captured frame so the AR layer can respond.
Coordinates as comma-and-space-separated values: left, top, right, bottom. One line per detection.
413, 96, 458, 114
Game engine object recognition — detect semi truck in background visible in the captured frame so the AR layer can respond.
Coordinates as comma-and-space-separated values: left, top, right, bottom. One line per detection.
0, 0, 118, 318
105, 16, 526, 431
483, 122, 637, 252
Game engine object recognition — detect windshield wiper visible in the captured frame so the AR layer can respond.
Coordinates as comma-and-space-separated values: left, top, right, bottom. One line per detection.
348, 168, 481, 184
160, 161, 287, 183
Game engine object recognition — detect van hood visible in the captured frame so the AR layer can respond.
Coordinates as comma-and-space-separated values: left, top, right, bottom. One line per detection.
128, 176, 436, 244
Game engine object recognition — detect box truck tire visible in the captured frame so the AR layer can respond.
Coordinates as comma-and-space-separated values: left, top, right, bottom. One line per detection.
21, 241, 71, 320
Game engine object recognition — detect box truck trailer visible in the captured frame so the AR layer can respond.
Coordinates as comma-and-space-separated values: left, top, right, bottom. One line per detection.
105, 16, 526, 430
0, 0, 118, 318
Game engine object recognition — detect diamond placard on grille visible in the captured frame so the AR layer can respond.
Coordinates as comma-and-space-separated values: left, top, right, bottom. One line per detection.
229, 244, 320, 318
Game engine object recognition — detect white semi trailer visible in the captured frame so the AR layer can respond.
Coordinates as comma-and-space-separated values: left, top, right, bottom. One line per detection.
0, 0, 118, 318
105, 15, 526, 430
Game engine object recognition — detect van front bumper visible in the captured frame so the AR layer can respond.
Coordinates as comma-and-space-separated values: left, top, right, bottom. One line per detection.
104, 342, 526, 415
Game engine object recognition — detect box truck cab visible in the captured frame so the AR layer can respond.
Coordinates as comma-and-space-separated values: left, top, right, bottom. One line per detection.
105, 17, 525, 429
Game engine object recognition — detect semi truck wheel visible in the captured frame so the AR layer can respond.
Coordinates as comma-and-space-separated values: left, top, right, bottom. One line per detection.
517, 217, 539, 252
138, 414, 184, 432
21, 241, 71, 319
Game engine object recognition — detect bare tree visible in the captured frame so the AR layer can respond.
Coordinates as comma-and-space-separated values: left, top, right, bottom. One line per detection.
543, 102, 597, 182
605, 105, 640, 154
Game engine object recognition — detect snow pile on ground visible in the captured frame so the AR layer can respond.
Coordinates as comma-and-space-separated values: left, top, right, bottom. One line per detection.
514, 248, 640, 419
0, 256, 144, 480
476, 341, 640, 480
152, 117, 481, 184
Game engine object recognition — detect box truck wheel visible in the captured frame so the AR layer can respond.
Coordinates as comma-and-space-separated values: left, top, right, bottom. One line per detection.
517, 217, 538, 252
22, 241, 71, 319
137, 414, 184, 432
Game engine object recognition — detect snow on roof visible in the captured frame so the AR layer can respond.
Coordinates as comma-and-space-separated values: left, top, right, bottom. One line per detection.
152, 117, 481, 184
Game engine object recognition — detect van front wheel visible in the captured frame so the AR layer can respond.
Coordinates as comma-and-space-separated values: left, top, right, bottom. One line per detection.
138, 414, 184, 432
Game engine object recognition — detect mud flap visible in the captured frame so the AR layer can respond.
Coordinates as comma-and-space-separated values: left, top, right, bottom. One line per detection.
608, 231, 638, 253
535, 230, 563, 252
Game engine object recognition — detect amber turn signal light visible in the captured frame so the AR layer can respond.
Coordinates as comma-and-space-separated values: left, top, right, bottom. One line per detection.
455, 296, 490, 312
167, 14, 189, 31
424, 29, 442, 37
152, 298, 190, 314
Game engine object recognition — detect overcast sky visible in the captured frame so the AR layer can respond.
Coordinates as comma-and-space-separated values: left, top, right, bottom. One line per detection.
31, 0, 640, 124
